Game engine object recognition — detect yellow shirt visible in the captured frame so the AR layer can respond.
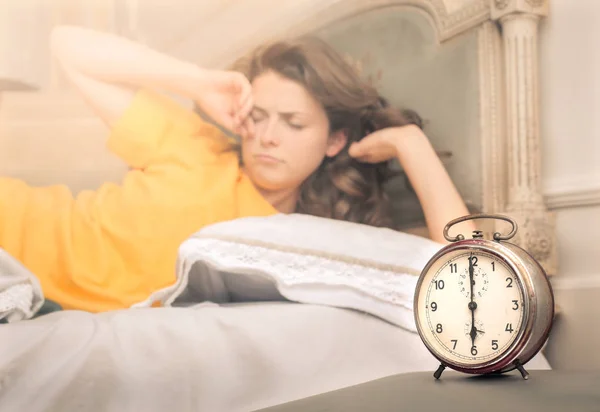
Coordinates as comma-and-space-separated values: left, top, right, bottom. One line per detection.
0, 89, 276, 312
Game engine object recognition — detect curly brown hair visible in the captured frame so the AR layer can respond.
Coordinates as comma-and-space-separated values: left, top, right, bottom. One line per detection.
232, 37, 423, 229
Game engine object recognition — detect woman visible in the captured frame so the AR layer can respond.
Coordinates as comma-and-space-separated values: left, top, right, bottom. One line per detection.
0, 26, 472, 312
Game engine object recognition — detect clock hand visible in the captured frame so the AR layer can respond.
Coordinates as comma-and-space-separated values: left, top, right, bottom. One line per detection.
469, 309, 477, 347
468, 254, 477, 347
469, 254, 475, 304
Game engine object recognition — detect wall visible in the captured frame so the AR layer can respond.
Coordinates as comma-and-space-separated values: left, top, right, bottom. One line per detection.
539, 0, 600, 370
0, 0, 330, 191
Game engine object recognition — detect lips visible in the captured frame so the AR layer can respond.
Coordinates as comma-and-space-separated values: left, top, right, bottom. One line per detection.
254, 153, 282, 163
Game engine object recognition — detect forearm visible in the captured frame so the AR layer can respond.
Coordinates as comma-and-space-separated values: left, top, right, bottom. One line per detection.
394, 130, 475, 243
50, 25, 205, 98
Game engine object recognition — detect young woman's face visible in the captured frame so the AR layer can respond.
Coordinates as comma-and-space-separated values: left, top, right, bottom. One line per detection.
241, 70, 346, 193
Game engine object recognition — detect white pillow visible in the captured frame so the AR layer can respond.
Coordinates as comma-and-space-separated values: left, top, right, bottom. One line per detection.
134, 214, 444, 332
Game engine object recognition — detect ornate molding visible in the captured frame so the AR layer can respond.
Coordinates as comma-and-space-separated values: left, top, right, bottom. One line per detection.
513, 212, 555, 262
503, 15, 545, 207
544, 176, 600, 210
525, 0, 546, 7
477, 21, 506, 215
204, 0, 493, 69
494, 0, 510, 10
491, 0, 548, 21
285, 0, 491, 43
494, 1, 556, 275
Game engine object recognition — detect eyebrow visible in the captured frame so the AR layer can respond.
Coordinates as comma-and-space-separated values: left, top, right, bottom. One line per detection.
253, 105, 308, 118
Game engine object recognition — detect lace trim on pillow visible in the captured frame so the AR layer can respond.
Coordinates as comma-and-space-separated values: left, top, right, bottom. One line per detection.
179, 238, 419, 309
0, 283, 34, 322
192, 233, 424, 276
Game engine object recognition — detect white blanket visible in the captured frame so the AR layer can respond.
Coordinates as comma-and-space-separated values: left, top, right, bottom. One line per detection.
0, 249, 44, 323
0, 302, 551, 412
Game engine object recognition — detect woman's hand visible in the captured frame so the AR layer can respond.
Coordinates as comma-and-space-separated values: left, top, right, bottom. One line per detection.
350, 124, 474, 243
348, 125, 424, 163
194, 69, 255, 138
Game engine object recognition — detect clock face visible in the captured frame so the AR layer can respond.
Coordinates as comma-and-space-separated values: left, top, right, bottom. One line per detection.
415, 248, 526, 366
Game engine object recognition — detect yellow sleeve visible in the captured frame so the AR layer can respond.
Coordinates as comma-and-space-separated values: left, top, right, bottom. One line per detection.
107, 88, 226, 169
0, 177, 73, 266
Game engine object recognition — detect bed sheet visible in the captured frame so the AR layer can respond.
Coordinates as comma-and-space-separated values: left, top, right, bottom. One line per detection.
0, 302, 550, 412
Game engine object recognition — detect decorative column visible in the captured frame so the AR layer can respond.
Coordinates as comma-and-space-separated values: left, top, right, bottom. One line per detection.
491, 0, 557, 276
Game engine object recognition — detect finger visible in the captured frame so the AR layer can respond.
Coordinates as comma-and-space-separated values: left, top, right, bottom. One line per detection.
247, 117, 255, 137
357, 155, 383, 164
235, 110, 246, 138
352, 133, 382, 155
237, 88, 253, 120
348, 142, 366, 158
355, 152, 373, 162
238, 74, 253, 98
240, 117, 255, 139
238, 94, 254, 123
238, 122, 247, 140
234, 73, 252, 103
239, 80, 252, 103
215, 112, 235, 132
232, 73, 252, 129
232, 100, 242, 131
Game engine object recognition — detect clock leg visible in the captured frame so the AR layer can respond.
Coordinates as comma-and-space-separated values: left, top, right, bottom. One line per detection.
514, 360, 530, 380
433, 364, 446, 379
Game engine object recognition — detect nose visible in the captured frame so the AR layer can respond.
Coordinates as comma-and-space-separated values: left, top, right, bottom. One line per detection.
256, 118, 280, 147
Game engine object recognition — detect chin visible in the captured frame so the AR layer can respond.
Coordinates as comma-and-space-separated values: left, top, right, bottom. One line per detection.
246, 165, 285, 191
250, 172, 294, 192
253, 178, 288, 192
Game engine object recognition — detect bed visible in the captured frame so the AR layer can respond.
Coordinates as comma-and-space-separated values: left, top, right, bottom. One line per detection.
0, 214, 553, 412
0, 0, 563, 411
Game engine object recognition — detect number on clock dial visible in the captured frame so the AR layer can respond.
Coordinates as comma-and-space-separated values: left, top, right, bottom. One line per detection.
423, 252, 525, 364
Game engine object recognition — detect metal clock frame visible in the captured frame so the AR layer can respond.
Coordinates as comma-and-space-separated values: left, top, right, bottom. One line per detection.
413, 214, 555, 380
